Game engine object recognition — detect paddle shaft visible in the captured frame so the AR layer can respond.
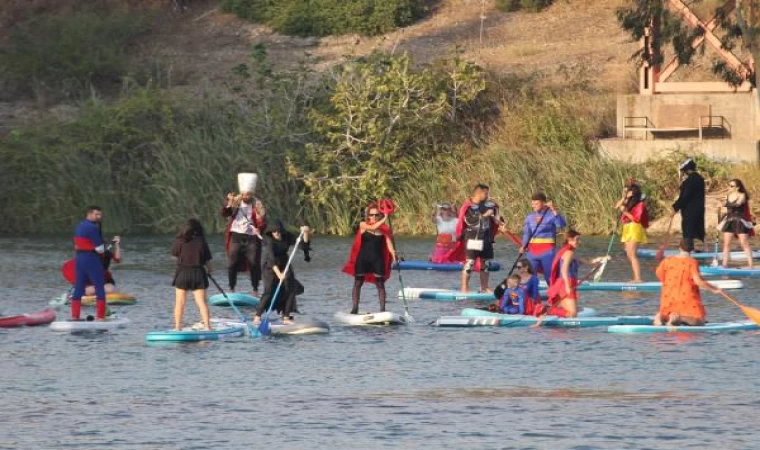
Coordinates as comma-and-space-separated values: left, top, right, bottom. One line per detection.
207, 271, 259, 336
260, 231, 305, 328
386, 214, 413, 322
655, 214, 677, 260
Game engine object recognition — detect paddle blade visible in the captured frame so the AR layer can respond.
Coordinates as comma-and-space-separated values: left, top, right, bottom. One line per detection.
721, 292, 760, 325
593, 260, 608, 282
258, 317, 271, 336
655, 247, 665, 261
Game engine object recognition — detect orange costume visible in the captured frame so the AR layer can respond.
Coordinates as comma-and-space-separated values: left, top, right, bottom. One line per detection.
655, 256, 706, 321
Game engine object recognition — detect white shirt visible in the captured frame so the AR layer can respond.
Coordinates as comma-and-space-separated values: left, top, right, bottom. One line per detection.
436, 216, 457, 236
230, 202, 256, 235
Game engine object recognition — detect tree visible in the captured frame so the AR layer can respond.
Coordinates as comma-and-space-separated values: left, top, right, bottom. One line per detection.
617, 0, 758, 89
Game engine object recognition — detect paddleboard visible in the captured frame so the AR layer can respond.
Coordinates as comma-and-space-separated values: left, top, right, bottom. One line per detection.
146, 322, 245, 342
608, 321, 759, 334
334, 311, 407, 326
637, 248, 760, 261
392, 261, 502, 272
460, 307, 598, 318
435, 315, 652, 328
0, 308, 56, 328
82, 293, 137, 305
699, 266, 760, 277
50, 316, 130, 332
213, 318, 330, 335
208, 293, 260, 307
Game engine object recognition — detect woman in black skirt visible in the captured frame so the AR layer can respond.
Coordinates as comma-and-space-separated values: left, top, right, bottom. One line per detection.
719, 179, 755, 268
171, 218, 213, 331
253, 221, 310, 325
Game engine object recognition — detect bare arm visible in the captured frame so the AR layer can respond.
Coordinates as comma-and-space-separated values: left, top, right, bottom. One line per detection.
385, 236, 397, 261
359, 215, 387, 232
691, 265, 722, 294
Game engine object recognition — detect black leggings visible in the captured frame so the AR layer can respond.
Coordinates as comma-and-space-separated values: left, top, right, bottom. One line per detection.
351, 276, 386, 314
257, 271, 297, 318
227, 233, 262, 291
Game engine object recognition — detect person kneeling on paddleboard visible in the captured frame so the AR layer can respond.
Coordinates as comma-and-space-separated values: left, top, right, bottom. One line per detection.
171, 218, 213, 331
653, 239, 722, 327
543, 230, 605, 318
343, 202, 397, 314
253, 221, 311, 325
491, 259, 543, 315
62, 233, 122, 297
497, 275, 526, 315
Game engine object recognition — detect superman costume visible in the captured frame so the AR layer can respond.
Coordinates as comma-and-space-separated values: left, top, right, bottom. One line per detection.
521, 208, 566, 282
70, 219, 107, 319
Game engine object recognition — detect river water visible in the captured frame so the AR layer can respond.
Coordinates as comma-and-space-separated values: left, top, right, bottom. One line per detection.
1, 235, 759, 449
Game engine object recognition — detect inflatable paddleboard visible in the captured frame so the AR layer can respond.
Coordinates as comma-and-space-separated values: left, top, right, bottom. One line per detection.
146, 322, 245, 342
392, 261, 502, 272
608, 321, 759, 334
460, 307, 597, 318
213, 318, 330, 336
334, 311, 407, 326
637, 249, 760, 261
50, 316, 130, 332
208, 293, 260, 307
700, 266, 760, 277
436, 314, 651, 328
82, 293, 137, 305
0, 308, 56, 328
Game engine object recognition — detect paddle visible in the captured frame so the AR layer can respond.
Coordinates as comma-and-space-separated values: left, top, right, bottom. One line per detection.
655, 214, 676, 261
594, 213, 621, 282
718, 291, 760, 325
378, 198, 414, 323
207, 272, 256, 337
259, 229, 305, 336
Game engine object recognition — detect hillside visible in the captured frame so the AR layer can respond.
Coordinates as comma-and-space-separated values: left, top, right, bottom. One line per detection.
0, 0, 637, 130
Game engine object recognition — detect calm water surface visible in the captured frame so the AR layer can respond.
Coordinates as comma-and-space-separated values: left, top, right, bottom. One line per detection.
1, 235, 759, 449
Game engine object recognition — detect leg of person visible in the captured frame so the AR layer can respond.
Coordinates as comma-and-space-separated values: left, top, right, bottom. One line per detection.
479, 266, 490, 293
670, 315, 705, 326
626, 241, 642, 282
738, 233, 753, 269
105, 283, 115, 294
281, 283, 297, 324
375, 278, 386, 312
71, 258, 89, 320
254, 271, 276, 323
227, 237, 242, 291
558, 298, 578, 318
86, 261, 108, 320
174, 288, 187, 331
192, 288, 211, 330
684, 237, 695, 253
351, 276, 364, 314
531, 250, 555, 285
461, 259, 474, 292
652, 313, 665, 326
245, 238, 262, 295
84, 286, 96, 296
478, 245, 494, 292
722, 232, 733, 268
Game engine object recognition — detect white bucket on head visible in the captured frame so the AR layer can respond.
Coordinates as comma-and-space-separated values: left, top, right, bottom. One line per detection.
237, 173, 258, 194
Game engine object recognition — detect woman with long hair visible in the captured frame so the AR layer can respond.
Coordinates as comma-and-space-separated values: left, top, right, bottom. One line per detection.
615, 182, 649, 282
719, 178, 754, 268
170, 218, 213, 331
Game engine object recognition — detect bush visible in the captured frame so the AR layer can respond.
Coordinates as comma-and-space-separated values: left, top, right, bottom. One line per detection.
495, 0, 553, 13
220, 0, 427, 36
0, 10, 147, 99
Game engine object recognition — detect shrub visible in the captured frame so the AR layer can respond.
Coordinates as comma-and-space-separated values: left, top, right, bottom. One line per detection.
0, 10, 147, 100
495, 0, 554, 13
220, 0, 427, 36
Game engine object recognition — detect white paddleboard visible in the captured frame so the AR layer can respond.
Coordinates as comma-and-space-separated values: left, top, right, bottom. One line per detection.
212, 318, 330, 336
50, 316, 130, 332
334, 311, 407, 326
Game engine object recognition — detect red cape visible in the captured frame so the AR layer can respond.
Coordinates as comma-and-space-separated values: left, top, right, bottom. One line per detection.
342, 224, 393, 282
546, 244, 578, 302
623, 201, 649, 229
61, 259, 113, 285
442, 199, 501, 270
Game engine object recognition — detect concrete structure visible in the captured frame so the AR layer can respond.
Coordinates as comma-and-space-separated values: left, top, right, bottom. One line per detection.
601, 1, 759, 165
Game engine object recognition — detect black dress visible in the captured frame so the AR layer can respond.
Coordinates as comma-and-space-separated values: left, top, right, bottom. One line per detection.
256, 232, 303, 318
354, 232, 386, 279
722, 200, 753, 235
673, 172, 706, 242
171, 236, 212, 290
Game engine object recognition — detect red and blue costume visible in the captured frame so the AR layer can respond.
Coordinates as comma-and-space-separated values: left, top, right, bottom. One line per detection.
498, 287, 525, 315
443, 198, 500, 271
545, 244, 579, 318
70, 219, 106, 319
521, 209, 566, 283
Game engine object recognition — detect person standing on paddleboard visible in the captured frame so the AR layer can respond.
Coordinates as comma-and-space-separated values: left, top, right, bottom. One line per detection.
429, 202, 458, 263
544, 230, 604, 318
343, 202, 397, 314
520, 192, 566, 284
718, 179, 755, 269
171, 218, 213, 331
253, 221, 311, 325
222, 173, 267, 297
654, 239, 723, 326
615, 182, 649, 283
673, 159, 706, 253
70, 206, 109, 320
62, 232, 122, 296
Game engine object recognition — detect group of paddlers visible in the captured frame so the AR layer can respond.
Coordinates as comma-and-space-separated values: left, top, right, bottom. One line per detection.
64, 158, 754, 328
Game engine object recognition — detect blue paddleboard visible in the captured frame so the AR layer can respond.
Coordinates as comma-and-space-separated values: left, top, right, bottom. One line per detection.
608, 321, 759, 334
392, 260, 501, 272
637, 249, 760, 261
145, 323, 245, 342
699, 266, 760, 277
436, 314, 651, 328
208, 293, 260, 307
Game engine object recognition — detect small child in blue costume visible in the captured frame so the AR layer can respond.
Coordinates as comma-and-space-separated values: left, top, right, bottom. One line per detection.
499, 274, 525, 315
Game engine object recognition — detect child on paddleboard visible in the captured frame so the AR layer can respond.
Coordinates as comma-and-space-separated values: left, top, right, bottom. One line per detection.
498, 275, 526, 315
171, 218, 212, 331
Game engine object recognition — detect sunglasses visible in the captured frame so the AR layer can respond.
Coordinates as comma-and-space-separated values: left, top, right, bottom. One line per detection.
516, 265, 525, 269
368, 213, 382, 217
729, 184, 737, 188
